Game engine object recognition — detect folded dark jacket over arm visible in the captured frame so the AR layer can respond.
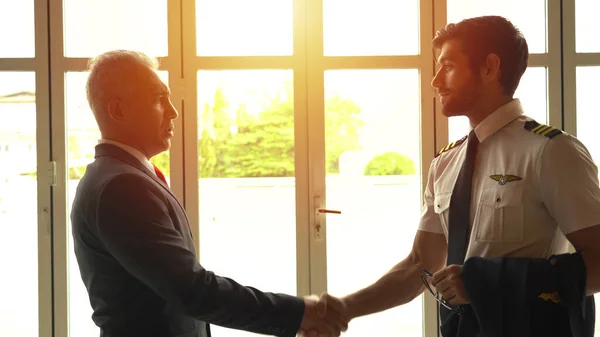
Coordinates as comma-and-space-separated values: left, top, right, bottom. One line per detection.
452, 253, 595, 337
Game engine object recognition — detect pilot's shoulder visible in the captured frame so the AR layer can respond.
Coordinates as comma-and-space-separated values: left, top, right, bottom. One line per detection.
435, 135, 468, 158
522, 120, 563, 139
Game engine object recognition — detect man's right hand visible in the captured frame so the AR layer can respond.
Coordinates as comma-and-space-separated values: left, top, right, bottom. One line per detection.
298, 294, 349, 337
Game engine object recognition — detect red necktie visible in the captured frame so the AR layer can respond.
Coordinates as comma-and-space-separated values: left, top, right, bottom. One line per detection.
153, 163, 169, 187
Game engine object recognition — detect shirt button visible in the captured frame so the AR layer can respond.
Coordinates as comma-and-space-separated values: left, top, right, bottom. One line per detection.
496, 197, 501, 202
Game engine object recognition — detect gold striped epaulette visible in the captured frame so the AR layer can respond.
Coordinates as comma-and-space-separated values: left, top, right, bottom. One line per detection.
523, 120, 563, 139
436, 135, 467, 157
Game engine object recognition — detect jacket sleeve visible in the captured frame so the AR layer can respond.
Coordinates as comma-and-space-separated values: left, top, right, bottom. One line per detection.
95, 174, 304, 337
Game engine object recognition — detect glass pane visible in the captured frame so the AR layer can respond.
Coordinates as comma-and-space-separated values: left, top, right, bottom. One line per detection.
576, 67, 600, 159
0, 0, 34, 57
66, 71, 169, 337
576, 0, 600, 53
196, 1, 293, 56
323, 0, 419, 56
448, 67, 547, 142
198, 70, 296, 337
575, 66, 600, 334
447, 0, 546, 53
63, 0, 168, 57
0, 72, 37, 337
325, 70, 422, 337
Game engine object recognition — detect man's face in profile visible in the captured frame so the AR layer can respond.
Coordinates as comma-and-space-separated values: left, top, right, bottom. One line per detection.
118, 67, 178, 158
431, 39, 483, 117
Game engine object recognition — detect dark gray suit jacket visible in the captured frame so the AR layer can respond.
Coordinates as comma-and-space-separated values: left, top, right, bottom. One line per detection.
71, 144, 305, 337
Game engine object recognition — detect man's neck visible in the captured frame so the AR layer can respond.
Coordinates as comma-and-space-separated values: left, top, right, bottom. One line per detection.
100, 135, 150, 159
467, 96, 513, 127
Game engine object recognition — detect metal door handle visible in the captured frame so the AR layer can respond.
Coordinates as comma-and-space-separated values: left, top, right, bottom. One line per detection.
317, 208, 341, 214
313, 196, 342, 240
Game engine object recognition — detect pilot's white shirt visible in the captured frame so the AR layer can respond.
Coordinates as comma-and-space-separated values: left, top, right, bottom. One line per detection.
419, 99, 600, 259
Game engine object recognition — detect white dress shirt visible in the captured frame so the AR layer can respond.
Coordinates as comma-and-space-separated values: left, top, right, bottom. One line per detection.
419, 99, 600, 259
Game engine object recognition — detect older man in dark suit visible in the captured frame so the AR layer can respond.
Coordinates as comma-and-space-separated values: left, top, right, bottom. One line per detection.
70, 50, 347, 337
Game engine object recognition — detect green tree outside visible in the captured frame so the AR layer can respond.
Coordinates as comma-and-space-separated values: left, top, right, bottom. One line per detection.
325, 93, 364, 174
198, 81, 365, 178
363, 152, 416, 176
150, 152, 170, 176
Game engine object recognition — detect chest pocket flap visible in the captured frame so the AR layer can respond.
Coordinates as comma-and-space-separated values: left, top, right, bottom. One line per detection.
475, 186, 524, 242
434, 192, 452, 236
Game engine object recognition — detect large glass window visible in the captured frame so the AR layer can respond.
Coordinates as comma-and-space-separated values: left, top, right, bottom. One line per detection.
197, 70, 297, 337
575, 0, 600, 53
0, 72, 38, 337
63, 0, 168, 57
196, 0, 293, 56
0, 0, 35, 57
323, 0, 420, 56
22, 2, 586, 337
325, 69, 422, 337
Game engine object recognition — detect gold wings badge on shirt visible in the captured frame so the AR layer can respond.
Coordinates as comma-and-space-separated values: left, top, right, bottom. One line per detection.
538, 292, 561, 304
489, 174, 522, 186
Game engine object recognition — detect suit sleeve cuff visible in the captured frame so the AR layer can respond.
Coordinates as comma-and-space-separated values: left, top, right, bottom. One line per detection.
271, 294, 305, 337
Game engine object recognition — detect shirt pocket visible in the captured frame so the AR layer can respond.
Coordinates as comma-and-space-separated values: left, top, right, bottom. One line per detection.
434, 192, 452, 237
474, 186, 524, 243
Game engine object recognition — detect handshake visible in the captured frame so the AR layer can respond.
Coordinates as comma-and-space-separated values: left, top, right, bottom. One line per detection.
298, 293, 352, 337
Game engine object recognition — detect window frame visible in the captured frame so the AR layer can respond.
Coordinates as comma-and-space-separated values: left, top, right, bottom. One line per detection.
36, 0, 570, 336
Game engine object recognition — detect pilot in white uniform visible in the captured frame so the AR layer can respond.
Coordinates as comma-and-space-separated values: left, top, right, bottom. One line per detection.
419, 98, 600, 260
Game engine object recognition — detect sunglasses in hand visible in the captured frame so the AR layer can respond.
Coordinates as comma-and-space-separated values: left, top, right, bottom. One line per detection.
419, 269, 463, 315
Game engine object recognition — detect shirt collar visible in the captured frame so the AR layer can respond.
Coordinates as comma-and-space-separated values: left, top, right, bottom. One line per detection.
98, 139, 155, 175
473, 98, 524, 142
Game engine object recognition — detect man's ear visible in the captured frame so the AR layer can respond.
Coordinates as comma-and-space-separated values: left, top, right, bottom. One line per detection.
480, 53, 501, 84
107, 99, 124, 122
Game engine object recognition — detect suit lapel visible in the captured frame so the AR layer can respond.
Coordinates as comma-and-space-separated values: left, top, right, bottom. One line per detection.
94, 144, 179, 203
94, 144, 194, 239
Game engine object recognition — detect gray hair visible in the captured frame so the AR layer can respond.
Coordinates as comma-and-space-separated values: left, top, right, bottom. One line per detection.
85, 50, 159, 126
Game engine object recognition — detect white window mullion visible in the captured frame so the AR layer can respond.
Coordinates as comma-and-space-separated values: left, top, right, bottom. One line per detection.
48, 0, 69, 336
547, 0, 564, 129
561, 0, 577, 134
